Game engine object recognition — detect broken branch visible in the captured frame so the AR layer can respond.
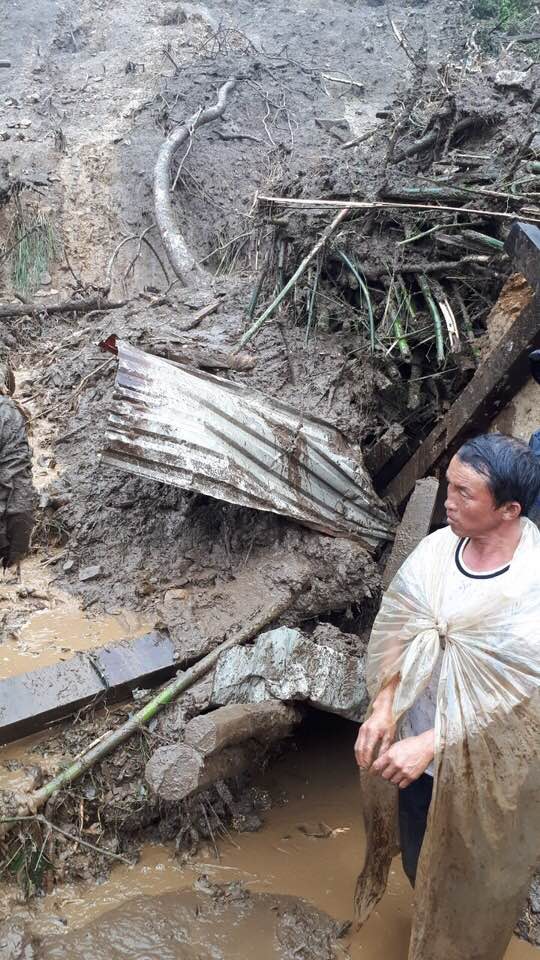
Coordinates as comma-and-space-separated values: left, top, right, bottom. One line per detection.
0, 296, 126, 320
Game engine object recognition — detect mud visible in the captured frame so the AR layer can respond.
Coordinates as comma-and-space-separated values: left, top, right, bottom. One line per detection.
1, 0, 540, 951
2, 717, 535, 959
35, 889, 346, 960
0, 0, 484, 631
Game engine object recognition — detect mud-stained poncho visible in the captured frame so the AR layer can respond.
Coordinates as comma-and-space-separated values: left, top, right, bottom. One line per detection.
0, 396, 35, 568
354, 518, 540, 960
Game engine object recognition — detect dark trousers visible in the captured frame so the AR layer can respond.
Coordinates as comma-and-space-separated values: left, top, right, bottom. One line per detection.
398, 773, 433, 887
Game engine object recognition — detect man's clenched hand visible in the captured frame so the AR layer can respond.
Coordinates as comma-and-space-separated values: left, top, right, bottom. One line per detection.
371, 730, 435, 789
354, 676, 399, 770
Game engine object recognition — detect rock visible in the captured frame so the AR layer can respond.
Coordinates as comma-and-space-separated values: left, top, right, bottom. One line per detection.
0, 918, 36, 959
212, 627, 369, 721
494, 70, 533, 93
297, 821, 333, 838
63, 558, 75, 573
529, 874, 540, 914
78, 564, 103, 582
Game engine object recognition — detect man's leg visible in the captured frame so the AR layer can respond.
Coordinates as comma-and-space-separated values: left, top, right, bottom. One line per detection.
398, 773, 433, 886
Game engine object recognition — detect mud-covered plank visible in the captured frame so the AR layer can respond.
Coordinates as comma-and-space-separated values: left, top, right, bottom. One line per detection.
504, 222, 540, 291
0, 631, 175, 745
0, 655, 104, 746
382, 478, 439, 589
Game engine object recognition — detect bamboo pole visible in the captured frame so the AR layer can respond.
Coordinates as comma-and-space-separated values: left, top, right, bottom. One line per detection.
337, 250, 375, 351
235, 207, 351, 350
1, 594, 298, 829
257, 194, 540, 225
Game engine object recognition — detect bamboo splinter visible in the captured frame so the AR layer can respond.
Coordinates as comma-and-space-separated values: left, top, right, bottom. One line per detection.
236, 207, 351, 350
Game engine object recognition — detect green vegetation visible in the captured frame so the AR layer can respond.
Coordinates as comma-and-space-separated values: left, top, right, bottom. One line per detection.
471, 0, 534, 27
10, 206, 61, 297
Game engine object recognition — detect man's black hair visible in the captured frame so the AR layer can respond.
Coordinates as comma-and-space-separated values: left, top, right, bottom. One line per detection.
457, 433, 540, 517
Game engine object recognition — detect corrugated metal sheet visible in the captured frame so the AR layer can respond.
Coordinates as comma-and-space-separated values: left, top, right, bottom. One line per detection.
102, 341, 395, 547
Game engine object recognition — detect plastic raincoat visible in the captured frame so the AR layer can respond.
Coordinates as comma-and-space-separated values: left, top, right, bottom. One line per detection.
354, 518, 540, 960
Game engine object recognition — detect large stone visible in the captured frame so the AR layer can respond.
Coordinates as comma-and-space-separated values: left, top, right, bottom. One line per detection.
211, 627, 368, 721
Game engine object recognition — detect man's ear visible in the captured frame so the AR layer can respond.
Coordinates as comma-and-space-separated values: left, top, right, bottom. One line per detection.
501, 501, 522, 521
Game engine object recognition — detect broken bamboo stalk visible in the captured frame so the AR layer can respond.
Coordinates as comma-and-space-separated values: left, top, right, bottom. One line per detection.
1, 594, 298, 828
235, 206, 350, 350
337, 250, 375, 350
257, 194, 540, 225
417, 275, 445, 365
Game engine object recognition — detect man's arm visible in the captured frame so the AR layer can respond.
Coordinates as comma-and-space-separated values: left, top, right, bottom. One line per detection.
354, 674, 400, 770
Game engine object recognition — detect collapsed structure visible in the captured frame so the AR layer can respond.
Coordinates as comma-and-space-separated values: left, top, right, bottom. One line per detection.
0, 0, 539, 949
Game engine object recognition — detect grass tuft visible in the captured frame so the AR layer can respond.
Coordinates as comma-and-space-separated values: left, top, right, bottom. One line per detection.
10, 208, 61, 297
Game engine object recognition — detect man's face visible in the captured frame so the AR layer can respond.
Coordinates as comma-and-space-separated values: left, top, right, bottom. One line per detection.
444, 455, 518, 539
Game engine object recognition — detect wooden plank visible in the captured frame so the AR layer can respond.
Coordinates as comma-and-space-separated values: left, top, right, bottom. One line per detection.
505, 222, 540, 291
383, 478, 439, 589
0, 631, 176, 745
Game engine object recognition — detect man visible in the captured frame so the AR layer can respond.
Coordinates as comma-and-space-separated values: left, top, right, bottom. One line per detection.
0, 364, 35, 571
353, 433, 540, 960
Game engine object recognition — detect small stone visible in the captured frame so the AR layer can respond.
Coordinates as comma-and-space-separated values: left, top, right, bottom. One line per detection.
0, 131, 10, 141
40, 271, 52, 285
63, 558, 75, 573
26, 93, 40, 103
494, 69, 532, 92
78, 564, 103, 582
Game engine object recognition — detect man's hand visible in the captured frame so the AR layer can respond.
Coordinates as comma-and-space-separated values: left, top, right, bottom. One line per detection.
371, 730, 435, 789
354, 676, 399, 770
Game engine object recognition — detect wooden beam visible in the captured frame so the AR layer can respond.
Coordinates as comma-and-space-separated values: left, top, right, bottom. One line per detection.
0, 631, 176, 744
383, 478, 439, 589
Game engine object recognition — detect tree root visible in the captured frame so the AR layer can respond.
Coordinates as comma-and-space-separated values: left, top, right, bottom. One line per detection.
154, 77, 237, 284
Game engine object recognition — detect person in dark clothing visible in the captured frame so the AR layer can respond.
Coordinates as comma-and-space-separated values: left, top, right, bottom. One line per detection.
0, 373, 36, 570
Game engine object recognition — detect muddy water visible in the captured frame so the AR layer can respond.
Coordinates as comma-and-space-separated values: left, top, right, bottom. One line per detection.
25, 719, 536, 959
0, 599, 148, 677
0, 555, 150, 678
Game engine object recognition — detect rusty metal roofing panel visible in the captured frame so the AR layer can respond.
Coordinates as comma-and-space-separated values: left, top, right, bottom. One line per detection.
102, 341, 394, 547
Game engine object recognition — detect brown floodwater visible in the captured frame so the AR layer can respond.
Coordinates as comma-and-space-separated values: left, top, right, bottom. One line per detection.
0, 565, 149, 678
11, 716, 536, 960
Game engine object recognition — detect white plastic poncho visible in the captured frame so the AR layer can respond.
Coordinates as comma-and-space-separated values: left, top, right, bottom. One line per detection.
354, 518, 540, 960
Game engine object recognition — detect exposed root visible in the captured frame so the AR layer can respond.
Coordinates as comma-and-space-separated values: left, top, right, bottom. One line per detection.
154, 77, 238, 284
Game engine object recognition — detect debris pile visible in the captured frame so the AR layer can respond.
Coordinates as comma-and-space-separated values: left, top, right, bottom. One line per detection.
0, 0, 539, 947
